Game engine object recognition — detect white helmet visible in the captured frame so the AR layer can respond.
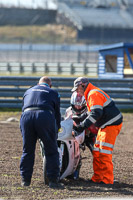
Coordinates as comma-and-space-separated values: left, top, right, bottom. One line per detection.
70, 91, 87, 115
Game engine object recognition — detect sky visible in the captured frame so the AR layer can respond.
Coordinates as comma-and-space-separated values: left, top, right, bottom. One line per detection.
0, 0, 57, 9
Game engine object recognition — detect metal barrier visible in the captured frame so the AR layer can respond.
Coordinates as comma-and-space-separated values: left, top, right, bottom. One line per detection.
0, 62, 98, 76
0, 76, 133, 109
0, 45, 99, 63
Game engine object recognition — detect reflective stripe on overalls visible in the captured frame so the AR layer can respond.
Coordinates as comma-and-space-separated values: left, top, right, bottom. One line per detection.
91, 123, 122, 184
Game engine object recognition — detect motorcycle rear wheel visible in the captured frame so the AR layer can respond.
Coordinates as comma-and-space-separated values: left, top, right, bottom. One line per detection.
43, 156, 49, 185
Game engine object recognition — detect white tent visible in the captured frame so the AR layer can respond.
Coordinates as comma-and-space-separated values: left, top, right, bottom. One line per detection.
0, 0, 57, 9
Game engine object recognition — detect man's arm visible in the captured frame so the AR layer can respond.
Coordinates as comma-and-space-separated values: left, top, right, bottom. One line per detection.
83, 108, 103, 128
55, 93, 61, 130
73, 108, 103, 132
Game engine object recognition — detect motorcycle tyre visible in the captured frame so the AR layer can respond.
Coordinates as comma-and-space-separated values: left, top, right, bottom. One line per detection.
43, 156, 49, 185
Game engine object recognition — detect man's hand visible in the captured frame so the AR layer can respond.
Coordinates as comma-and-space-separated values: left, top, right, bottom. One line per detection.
73, 124, 85, 133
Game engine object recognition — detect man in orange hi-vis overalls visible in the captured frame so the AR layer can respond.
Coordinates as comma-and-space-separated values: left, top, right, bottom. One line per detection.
72, 77, 123, 185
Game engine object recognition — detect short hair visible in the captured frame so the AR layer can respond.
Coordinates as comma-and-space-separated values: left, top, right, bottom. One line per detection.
39, 76, 52, 86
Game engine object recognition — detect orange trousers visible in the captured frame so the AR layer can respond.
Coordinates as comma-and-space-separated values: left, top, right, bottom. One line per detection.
91, 123, 122, 184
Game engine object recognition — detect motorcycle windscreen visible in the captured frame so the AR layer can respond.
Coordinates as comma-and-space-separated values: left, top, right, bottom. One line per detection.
58, 118, 74, 140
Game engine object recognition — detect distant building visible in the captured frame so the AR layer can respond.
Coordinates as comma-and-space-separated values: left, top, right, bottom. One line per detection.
0, 0, 57, 10
1, 0, 133, 44
0, 0, 57, 25
57, 0, 133, 44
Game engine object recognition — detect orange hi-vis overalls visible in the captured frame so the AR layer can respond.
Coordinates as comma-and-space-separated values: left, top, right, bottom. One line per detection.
84, 83, 123, 184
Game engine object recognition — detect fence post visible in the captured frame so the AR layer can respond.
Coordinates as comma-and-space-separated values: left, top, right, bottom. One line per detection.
7, 63, 11, 73
20, 63, 24, 73
77, 51, 81, 63
84, 62, 87, 75
58, 63, 61, 74
71, 63, 74, 74
45, 63, 49, 73
32, 63, 36, 73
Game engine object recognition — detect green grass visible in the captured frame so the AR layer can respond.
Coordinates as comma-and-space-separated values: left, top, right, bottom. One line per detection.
0, 72, 98, 78
0, 108, 21, 112
0, 107, 133, 113
120, 108, 133, 113
0, 25, 77, 44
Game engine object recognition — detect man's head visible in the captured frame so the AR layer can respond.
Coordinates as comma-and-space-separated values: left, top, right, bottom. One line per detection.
39, 76, 52, 87
70, 91, 87, 115
71, 77, 89, 94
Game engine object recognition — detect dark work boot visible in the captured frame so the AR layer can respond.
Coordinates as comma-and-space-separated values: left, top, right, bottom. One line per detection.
21, 180, 31, 187
49, 178, 64, 189
21, 178, 31, 187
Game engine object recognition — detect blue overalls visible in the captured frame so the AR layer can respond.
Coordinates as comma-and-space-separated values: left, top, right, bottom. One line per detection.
20, 83, 61, 183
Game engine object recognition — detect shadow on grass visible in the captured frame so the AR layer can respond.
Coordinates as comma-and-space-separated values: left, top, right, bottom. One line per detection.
62, 178, 133, 196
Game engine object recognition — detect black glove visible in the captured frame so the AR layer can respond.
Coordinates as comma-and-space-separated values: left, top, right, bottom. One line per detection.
73, 124, 85, 133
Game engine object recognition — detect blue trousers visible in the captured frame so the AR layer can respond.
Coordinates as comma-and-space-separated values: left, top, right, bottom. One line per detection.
20, 110, 60, 182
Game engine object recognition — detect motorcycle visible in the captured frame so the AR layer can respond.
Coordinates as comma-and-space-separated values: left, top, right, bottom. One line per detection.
39, 109, 85, 184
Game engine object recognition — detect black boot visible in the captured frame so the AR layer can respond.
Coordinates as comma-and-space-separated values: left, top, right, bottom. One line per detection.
21, 180, 31, 187
49, 178, 64, 189
21, 177, 31, 187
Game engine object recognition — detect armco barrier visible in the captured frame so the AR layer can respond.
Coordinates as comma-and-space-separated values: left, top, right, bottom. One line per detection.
0, 76, 133, 109
0, 62, 98, 76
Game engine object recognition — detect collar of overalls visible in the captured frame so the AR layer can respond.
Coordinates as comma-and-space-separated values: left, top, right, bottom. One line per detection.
84, 82, 96, 100
39, 83, 50, 87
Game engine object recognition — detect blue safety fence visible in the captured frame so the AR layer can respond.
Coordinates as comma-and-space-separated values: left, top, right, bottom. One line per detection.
0, 76, 133, 110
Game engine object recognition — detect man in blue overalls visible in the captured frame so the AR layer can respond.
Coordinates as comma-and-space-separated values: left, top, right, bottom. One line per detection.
20, 76, 64, 189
